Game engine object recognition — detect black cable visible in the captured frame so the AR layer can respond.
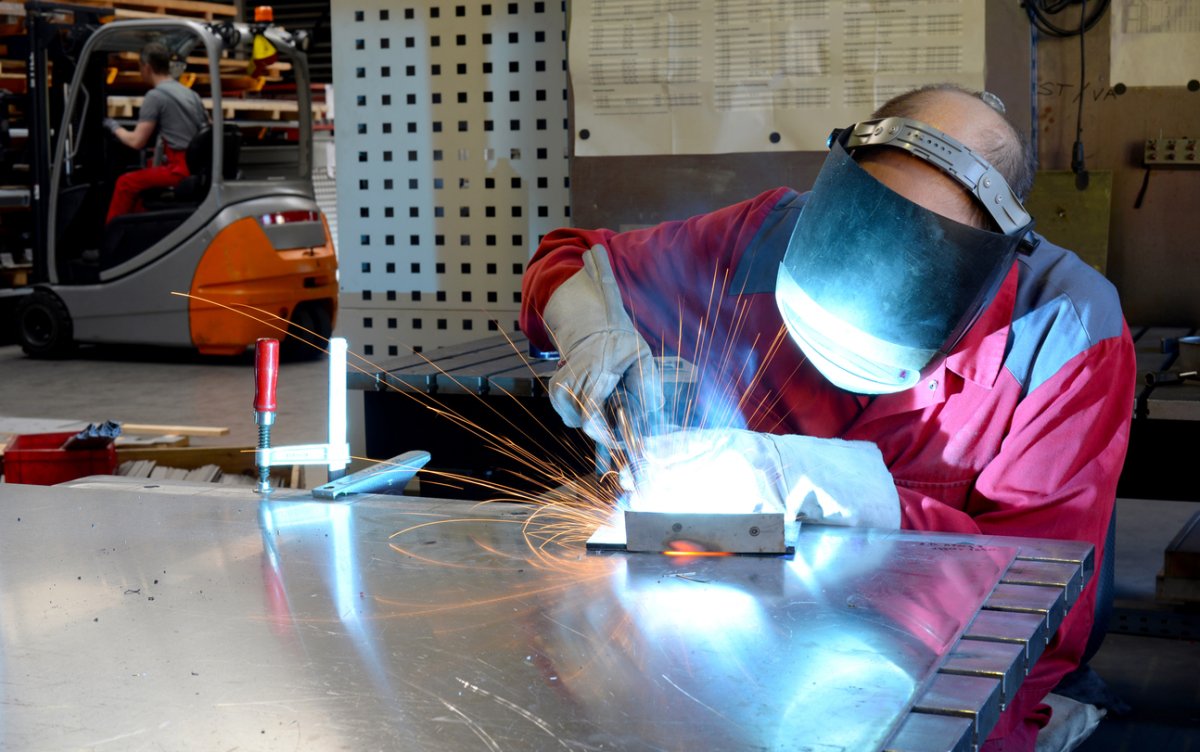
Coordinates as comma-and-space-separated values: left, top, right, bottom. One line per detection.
1023, 0, 1109, 38
1071, 0, 1089, 189
1133, 168, 1152, 209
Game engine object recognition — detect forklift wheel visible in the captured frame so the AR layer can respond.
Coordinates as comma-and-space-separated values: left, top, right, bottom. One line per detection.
15, 290, 76, 358
282, 303, 332, 361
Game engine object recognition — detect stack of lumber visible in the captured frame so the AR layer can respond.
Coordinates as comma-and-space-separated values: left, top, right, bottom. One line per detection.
1, 0, 236, 23
116, 459, 265, 485
107, 94, 329, 122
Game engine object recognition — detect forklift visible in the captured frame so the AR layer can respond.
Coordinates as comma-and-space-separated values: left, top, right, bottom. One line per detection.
0, 2, 337, 357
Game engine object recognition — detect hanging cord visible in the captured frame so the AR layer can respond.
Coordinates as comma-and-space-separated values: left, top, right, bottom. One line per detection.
1024, 0, 1110, 37
1070, 0, 1089, 189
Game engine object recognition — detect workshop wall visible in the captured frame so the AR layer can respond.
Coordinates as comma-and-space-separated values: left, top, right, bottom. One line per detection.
569, 3, 1034, 233
1035, 11, 1200, 326
329, 0, 570, 357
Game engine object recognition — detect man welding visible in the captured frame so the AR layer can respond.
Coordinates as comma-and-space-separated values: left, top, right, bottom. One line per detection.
104, 42, 208, 223
520, 85, 1135, 751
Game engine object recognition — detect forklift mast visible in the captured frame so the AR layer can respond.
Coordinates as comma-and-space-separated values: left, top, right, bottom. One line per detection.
18, 2, 107, 284
6, 6, 336, 358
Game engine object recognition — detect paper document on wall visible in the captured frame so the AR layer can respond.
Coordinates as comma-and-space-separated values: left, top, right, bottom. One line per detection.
570, 0, 987, 157
1111, 0, 1200, 88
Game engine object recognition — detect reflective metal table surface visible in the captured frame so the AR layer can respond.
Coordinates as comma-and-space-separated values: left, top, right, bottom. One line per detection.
0, 479, 1089, 751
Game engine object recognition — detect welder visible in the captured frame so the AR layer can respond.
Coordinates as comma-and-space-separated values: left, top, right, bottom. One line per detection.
520, 84, 1136, 751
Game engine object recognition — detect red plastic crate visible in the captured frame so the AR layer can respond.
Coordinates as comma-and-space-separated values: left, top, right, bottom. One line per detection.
2, 431, 118, 486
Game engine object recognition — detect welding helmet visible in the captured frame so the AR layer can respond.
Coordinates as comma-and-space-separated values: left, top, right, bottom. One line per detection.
775, 117, 1038, 394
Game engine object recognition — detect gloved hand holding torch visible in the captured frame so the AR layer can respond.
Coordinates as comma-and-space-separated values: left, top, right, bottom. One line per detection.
620, 428, 901, 529
542, 245, 665, 446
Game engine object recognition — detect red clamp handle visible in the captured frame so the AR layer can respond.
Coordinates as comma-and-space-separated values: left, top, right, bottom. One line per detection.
254, 338, 280, 412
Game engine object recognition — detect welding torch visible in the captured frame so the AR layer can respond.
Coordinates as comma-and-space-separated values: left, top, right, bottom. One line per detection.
600, 382, 671, 499
597, 355, 697, 496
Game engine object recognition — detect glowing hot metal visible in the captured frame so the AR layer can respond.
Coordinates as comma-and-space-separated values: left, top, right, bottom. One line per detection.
586, 509, 795, 555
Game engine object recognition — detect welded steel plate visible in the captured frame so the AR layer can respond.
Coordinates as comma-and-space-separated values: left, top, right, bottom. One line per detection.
0, 481, 1015, 751
588, 509, 793, 554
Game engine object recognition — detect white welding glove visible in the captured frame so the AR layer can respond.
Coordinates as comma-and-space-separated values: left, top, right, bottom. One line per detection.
621, 428, 900, 529
543, 245, 664, 445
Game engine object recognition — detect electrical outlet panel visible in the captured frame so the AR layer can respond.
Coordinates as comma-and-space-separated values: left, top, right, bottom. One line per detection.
1144, 137, 1199, 166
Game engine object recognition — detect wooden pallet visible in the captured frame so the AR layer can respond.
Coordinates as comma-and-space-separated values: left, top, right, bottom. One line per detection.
0, 264, 30, 287
107, 94, 329, 121
2, 0, 234, 22
113, 51, 293, 75
105, 70, 282, 93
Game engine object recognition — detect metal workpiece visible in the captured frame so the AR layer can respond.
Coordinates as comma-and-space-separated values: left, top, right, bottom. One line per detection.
589, 509, 795, 554
884, 712, 975, 752
985, 582, 1068, 636
1, 480, 1021, 752
912, 673, 1004, 748
963, 610, 1051, 667
941, 640, 1027, 709
1002, 559, 1085, 608
311, 450, 430, 499
812, 526, 1094, 581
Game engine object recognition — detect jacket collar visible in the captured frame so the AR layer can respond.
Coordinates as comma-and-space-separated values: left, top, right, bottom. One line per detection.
942, 262, 1018, 389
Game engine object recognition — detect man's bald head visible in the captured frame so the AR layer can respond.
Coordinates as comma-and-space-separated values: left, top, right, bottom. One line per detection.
874, 85, 1033, 199
855, 85, 1034, 231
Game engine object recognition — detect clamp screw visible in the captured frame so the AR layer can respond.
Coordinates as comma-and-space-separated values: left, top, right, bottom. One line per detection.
749, 526, 760, 537
982, 177, 992, 188
671, 522, 683, 532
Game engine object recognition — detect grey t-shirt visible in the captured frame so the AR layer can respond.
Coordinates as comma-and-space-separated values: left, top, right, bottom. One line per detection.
138, 79, 208, 150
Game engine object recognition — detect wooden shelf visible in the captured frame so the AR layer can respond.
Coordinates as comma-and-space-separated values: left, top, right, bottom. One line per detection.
2, 0, 235, 22
107, 94, 328, 121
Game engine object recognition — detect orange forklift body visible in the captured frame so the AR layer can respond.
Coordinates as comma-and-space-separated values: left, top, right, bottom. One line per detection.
189, 215, 338, 355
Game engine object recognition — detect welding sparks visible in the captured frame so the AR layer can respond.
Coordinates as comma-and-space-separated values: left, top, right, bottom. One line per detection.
175, 265, 790, 567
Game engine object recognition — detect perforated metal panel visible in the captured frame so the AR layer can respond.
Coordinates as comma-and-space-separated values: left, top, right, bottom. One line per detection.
313, 130, 339, 250
330, 0, 570, 357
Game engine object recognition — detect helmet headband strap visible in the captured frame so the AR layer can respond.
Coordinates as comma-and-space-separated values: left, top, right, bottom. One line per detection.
829, 117, 1038, 253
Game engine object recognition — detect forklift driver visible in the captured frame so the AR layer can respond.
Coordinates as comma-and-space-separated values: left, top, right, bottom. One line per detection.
103, 42, 208, 224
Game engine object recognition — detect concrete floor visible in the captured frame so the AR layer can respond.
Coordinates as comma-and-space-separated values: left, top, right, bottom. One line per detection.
0, 342, 332, 479
1, 343, 1198, 747
1078, 498, 1200, 751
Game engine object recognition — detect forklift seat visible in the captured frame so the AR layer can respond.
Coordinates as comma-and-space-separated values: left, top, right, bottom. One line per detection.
141, 124, 241, 210
101, 125, 241, 269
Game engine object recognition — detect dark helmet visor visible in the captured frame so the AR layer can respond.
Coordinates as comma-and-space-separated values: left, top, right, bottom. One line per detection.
776, 140, 1022, 394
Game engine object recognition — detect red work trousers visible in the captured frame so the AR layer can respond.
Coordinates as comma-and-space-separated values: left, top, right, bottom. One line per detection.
106, 144, 190, 223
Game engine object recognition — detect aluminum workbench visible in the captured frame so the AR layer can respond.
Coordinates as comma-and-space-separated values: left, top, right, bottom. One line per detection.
0, 477, 1091, 751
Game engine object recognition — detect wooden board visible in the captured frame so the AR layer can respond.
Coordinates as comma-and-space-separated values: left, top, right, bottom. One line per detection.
109, 51, 292, 76
2, 0, 233, 22
103, 72, 282, 94
1023, 170, 1113, 275
1036, 11, 1200, 326
46, 0, 232, 20
0, 265, 30, 288
115, 445, 256, 472
106, 94, 328, 121
114, 445, 309, 488
121, 423, 230, 437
